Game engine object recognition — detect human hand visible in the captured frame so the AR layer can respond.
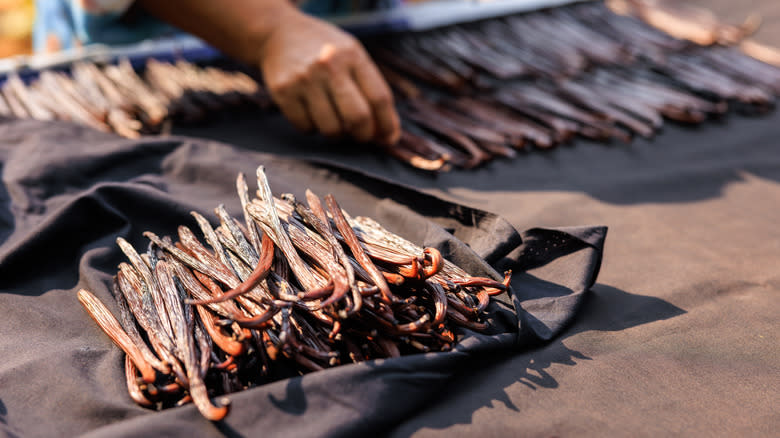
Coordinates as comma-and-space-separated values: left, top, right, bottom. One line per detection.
258, 9, 400, 145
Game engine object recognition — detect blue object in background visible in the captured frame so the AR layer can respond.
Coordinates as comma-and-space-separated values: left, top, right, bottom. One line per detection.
32, 0, 406, 54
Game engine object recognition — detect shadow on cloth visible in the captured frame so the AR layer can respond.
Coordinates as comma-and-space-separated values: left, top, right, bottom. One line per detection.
0, 398, 23, 438
174, 109, 780, 206
387, 284, 685, 436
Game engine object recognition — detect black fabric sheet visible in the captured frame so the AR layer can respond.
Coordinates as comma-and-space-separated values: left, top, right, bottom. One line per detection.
0, 119, 604, 437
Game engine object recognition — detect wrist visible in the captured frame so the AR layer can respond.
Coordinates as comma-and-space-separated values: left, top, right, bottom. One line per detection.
243, 1, 301, 65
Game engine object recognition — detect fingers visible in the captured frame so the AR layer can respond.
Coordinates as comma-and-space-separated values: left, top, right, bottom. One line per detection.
352, 55, 401, 145
265, 41, 400, 144
278, 97, 314, 133
303, 85, 342, 138
269, 84, 314, 133
327, 70, 375, 142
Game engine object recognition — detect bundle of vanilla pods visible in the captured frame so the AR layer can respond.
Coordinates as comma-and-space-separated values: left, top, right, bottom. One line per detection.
78, 166, 510, 420
0, 58, 271, 138
3, 1, 780, 170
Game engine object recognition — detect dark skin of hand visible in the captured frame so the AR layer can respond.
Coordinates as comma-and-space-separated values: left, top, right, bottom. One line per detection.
137, 0, 401, 145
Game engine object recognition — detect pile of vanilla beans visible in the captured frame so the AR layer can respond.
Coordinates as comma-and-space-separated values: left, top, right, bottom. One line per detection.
78, 166, 509, 420
3, 1, 780, 170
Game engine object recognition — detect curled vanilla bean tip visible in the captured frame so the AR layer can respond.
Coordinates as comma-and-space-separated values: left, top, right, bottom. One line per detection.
125, 356, 154, 407
186, 232, 274, 306
486, 270, 512, 296
190, 382, 230, 421
385, 141, 449, 171
422, 248, 444, 278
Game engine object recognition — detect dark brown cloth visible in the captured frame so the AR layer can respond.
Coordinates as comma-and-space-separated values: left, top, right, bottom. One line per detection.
0, 119, 605, 437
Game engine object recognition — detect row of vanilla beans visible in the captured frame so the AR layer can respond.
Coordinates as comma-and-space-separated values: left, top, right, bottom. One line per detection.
374, 0, 780, 170
384, 47, 780, 170
78, 166, 510, 420
0, 58, 271, 138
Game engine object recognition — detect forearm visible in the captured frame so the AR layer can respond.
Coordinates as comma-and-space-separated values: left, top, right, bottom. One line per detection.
138, 0, 401, 144
136, 0, 298, 64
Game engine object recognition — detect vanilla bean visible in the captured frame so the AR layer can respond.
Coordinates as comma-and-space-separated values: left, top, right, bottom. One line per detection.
78, 289, 157, 383
110, 277, 170, 374
249, 166, 322, 291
